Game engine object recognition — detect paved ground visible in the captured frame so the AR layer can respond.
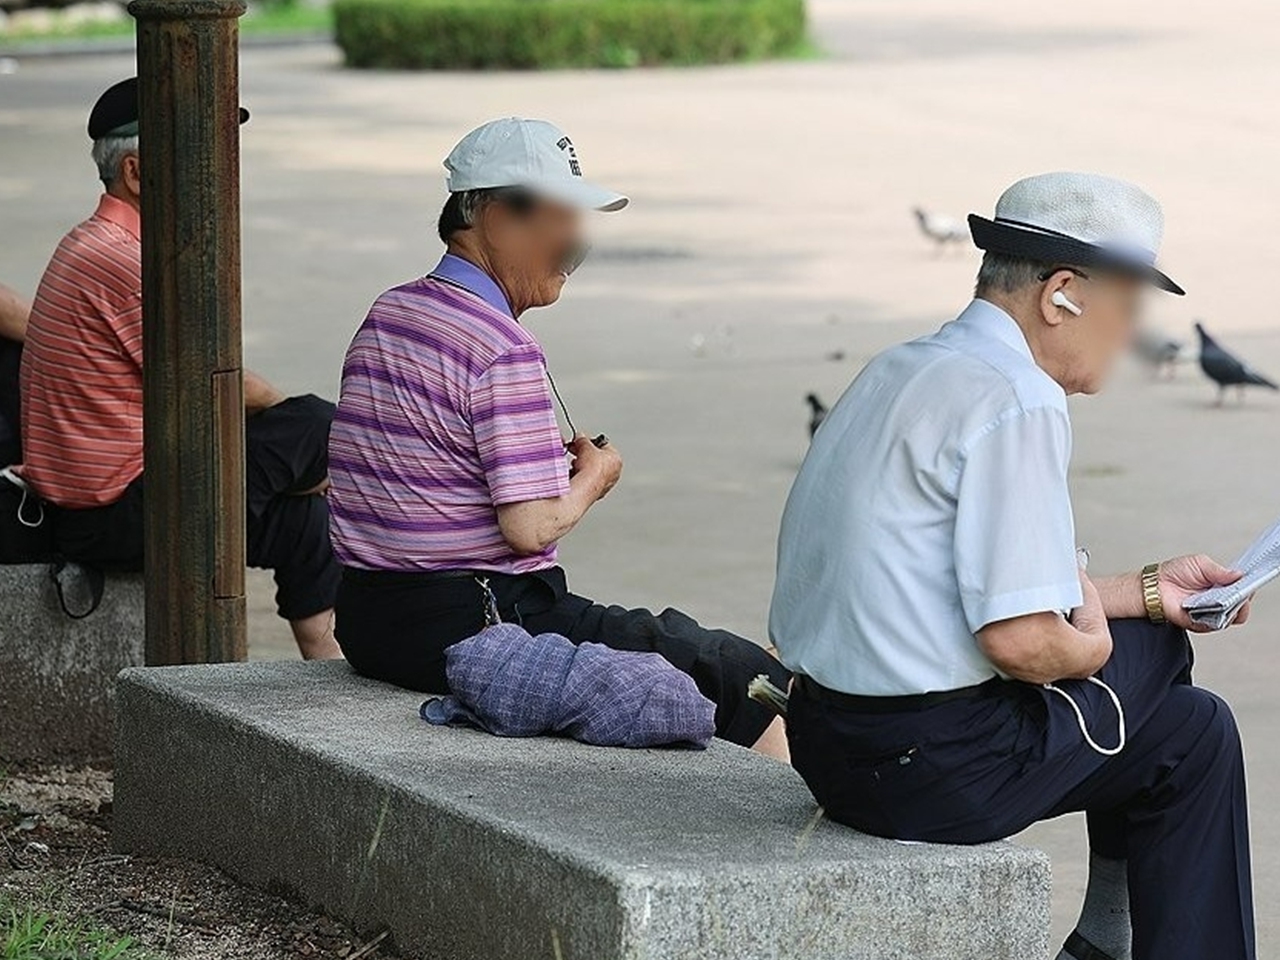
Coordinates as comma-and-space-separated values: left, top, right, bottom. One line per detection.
5, 0, 1280, 951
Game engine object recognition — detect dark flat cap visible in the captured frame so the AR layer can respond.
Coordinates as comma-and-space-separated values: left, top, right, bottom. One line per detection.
88, 76, 250, 140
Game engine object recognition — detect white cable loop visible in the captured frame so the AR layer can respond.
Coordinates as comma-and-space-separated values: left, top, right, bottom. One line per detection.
1043, 676, 1127, 756
1, 466, 43, 529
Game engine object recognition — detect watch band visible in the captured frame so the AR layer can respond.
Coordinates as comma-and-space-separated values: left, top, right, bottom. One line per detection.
1142, 562, 1166, 624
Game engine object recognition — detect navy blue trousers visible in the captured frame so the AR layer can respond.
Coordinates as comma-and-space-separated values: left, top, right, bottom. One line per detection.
788, 620, 1255, 960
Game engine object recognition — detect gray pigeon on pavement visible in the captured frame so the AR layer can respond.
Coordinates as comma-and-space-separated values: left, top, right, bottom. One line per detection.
805, 393, 828, 439
1133, 326, 1183, 379
913, 208, 967, 249
1195, 321, 1278, 404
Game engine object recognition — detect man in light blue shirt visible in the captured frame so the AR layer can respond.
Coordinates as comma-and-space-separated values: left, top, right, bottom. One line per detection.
775, 296, 1081, 696
770, 172, 1256, 960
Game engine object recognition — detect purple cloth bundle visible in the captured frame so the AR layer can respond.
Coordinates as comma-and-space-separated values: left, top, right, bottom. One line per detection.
420, 623, 717, 749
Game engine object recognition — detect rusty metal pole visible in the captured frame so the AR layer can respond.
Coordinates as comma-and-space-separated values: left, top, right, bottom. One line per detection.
129, 0, 248, 665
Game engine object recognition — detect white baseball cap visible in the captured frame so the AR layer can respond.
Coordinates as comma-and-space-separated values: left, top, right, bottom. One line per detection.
969, 171, 1183, 295
444, 118, 628, 213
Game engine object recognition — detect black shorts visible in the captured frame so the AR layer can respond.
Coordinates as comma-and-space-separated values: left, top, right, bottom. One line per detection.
334, 564, 790, 747
49, 394, 340, 620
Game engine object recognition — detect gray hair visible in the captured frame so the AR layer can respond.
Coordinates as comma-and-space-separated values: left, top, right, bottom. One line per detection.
453, 190, 489, 225
973, 252, 1051, 297
437, 186, 536, 243
91, 134, 139, 187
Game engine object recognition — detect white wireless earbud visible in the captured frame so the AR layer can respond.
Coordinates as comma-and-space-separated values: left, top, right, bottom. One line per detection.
1051, 290, 1084, 316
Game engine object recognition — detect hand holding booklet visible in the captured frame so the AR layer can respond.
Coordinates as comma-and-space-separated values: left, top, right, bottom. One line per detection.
1182, 518, 1280, 630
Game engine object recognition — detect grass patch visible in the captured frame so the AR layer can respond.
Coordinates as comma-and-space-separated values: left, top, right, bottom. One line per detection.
1, 900, 150, 960
332, 0, 808, 70
0, 3, 332, 46
781, 33, 823, 61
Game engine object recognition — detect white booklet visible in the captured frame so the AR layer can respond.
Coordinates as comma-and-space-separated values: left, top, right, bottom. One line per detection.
1182, 518, 1280, 630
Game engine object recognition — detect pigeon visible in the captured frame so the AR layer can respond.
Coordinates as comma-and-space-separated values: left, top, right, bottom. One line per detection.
1195, 321, 1279, 404
1133, 326, 1183, 379
913, 208, 968, 249
805, 393, 828, 438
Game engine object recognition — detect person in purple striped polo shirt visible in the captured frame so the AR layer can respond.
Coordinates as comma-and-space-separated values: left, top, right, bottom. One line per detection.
328, 118, 790, 758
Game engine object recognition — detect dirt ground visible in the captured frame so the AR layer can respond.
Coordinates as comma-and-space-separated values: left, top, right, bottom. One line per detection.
0, 766, 404, 960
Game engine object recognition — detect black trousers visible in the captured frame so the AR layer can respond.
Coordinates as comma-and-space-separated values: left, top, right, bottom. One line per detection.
49, 395, 340, 620
789, 619, 1254, 960
334, 565, 790, 747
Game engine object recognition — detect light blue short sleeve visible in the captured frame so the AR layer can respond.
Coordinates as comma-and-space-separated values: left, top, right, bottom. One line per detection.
953, 405, 1083, 632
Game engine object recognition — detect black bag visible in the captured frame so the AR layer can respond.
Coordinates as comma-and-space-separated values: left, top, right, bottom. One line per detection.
0, 467, 55, 564
0, 470, 105, 617
0, 336, 21, 468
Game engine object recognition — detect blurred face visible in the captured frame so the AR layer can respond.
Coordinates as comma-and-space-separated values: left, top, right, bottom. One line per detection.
1040, 268, 1146, 394
483, 196, 585, 314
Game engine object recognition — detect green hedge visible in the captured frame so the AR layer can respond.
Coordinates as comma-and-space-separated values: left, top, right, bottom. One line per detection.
332, 0, 807, 70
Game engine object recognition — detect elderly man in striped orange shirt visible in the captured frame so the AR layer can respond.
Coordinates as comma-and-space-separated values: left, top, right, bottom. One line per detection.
17, 77, 342, 659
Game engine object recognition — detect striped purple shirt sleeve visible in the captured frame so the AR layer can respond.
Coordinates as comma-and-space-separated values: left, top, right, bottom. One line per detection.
471, 343, 571, 506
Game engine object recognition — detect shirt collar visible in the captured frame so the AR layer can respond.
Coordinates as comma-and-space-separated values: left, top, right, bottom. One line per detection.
429, 253, 513, 318
956, 298, 1035, 362
93, 193, 141, 241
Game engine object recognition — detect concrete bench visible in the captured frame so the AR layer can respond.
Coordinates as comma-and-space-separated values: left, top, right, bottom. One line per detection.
114, 661, 1051, 960
0, 563, 144, 763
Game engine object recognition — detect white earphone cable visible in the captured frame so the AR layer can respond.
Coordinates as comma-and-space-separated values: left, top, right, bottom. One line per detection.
1, 466, 43, 529
1043, 676, 1126, 756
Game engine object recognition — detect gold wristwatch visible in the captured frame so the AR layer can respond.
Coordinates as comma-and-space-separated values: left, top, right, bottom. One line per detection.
1142, 562, 1165, 624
